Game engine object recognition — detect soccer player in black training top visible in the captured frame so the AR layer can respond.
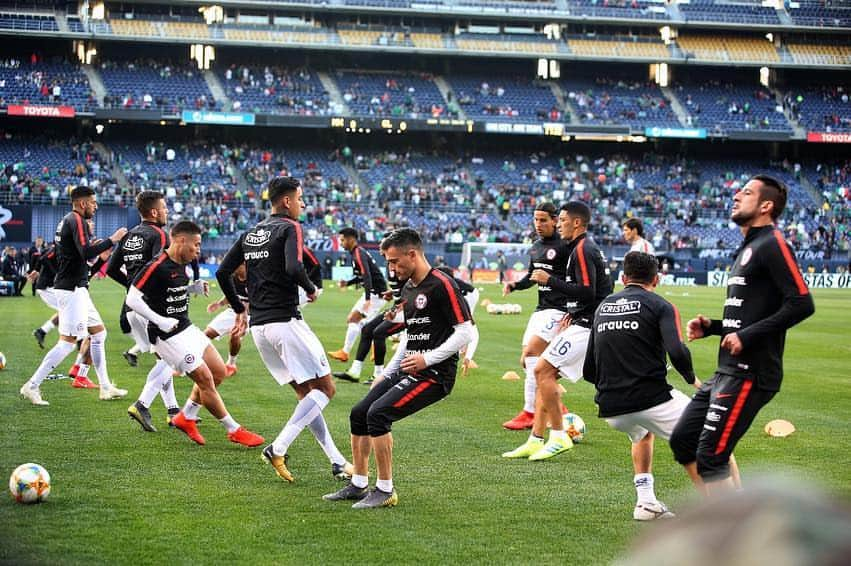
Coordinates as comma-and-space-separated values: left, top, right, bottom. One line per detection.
204, 262, 250, 376
127, 220, 264, 447
504, 201, 612, 461
217, 177, 352, 482
671, 175, 815, 495
106, 191, 181, 425
30, 242, 59, 348
502, 202, 573, 430
328, 227, 389, 363
324, 228, 474, 509
20, 186, 128, 406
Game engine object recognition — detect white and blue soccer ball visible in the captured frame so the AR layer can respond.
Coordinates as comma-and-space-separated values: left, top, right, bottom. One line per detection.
563, 413, 586, 443
9, 463, 51, 504
0, 351, 6, 370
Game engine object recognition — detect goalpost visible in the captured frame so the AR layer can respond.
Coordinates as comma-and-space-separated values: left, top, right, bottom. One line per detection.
460, 242, 531, 284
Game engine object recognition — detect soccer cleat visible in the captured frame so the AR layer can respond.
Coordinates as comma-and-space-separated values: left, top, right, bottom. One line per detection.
327, 349, 349, 362
224, 364, 238, 377
332, 462, 354, 481
351, 488, 398, 509
68, 364, 80, 379
122, 351, 138, 367
99, 384, 128, 400
128, 401, 157, 432
323, 482, 368, 502
502, 410, 535, 430
72, 376, 98, 389
228, 427, 265, 447
20, 384, 49, 406
528, 436, 574, 461
333, 371, 359, 383
261, 445, 293, 482
32, 328, 46, 349
171, 411, 206, 445
502, 437, 544, 459
362, 378, 374, 386
634, 501, 676, 521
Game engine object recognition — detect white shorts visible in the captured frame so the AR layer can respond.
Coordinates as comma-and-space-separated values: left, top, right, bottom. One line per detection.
56, 287, 104, 338
522, 308, 568, 346
605, 389, 692, 443
207, 308, 237, 337
298, 287, 323, 308
154, 325, 211, 374
464, 289, 480, 316
541, 324, 591, 383
352, 293, 386, 318
251, 319, 331, 385
37, 288, 59, 311
127, 309, 153, 353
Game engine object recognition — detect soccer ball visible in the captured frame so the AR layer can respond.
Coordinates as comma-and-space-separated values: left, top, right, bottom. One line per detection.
9, 463, 51, 504
0, 352, 6, 370
564, 413, 586, 443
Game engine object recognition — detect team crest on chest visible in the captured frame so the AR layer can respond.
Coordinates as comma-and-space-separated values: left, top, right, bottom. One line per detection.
124, 234, 145, 252
546, 248, 556, 260
245, 229, 271, 247
415, 293, 427, 309
740, 247, 753, 266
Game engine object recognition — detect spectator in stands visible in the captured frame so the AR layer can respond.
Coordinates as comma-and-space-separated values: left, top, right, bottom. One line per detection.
1, 245, 25, 295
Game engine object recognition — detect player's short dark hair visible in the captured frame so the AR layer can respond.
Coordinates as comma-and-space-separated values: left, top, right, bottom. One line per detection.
751, 174, 788, 221
70, 186, 96, 201
338, 227, 359, 240
534, 202, 558, 218
623, 217, 645, 237
380, 228, 423, 252
136, 191, 164, 217
623, 252, 658, 284
170, 221, 202, 237
560, 201, 591, 226
267, 177, 300, 206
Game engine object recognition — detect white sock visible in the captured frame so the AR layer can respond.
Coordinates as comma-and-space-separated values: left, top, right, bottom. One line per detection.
308, 414, 346, 466
529, 432, 544, 442
549, 429, 567, 442
376, 478, 393, 493
523, 356, 538, 414
77, 363, 90, 377
74, 352, 85, 365
160, 375, 179, 410
465, 325, 480, 360
219, 414, 240, 433
27, 340, 76, 389
343, 322, 361, 354
89, 330, 112, 387
373, 364, 384, 379
138, 359, 171, 408
352, 474, 368, 489
40, 319, 55, 333
349, 359, 363, 377
272, 390, 329, 456
227, 354, 238, 366
128, 344, 142, 355
183, 399, 202, 420
634, 473, 657, 505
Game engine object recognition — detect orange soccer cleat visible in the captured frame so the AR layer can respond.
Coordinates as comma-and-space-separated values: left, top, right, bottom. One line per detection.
327, 349, 349, 363
502, 410, 535, 430
171, 411, 206, 445
71, 376, 98, 389
228, 427, 264, 447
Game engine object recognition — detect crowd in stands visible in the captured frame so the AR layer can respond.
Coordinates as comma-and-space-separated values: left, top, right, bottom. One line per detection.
337, 72, 453, 119
677, 81, 790, 132
565, 78, 678, 128
0, 56, 97, 111
219, 65, 333, 115
100, 59, 217, 112
783, 86, 851, 133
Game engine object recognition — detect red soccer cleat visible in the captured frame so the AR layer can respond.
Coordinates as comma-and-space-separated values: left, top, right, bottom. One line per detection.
502, 410, 535, 430
171, 411, 206, 445
68, 364, 80, 379
71, 376, 98, 389
228, 427, 264, 447
225, 364, 237, 377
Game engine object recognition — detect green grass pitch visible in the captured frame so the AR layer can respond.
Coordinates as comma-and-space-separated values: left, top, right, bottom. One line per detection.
1, 280, 849, 564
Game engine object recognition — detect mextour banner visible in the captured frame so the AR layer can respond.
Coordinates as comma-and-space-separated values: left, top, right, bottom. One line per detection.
0, 205, 32, 241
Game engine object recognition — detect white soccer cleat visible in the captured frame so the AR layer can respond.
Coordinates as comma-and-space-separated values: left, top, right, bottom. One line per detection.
99, 384, 128, 400
633, 501, 676, 521
20, 384, 49, 406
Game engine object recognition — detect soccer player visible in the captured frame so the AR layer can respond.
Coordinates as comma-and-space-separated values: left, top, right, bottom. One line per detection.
504, 201, 612, 460
106, 191, 181, 423
327, 227, 388, 363
670, 175, 815, 495
20, 186, 128, 406
217, 176, 352, 481
584, 251, 699, 520
323, 228, 474, 509
435, 266, 480, 376
623, 218, 655, 255
125, 220, 264, 446
501, 202, 573, 430
205, 263, 249, 376
30, 242, 59, 348
297, 246, 324, 308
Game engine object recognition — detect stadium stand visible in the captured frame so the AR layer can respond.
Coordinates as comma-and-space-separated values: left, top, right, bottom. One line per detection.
566, 0, 669, 20
677, 35, 780, 63
675, 80, 792, 133
783, 86, 851, 132
0, 13, 58, 31
679, 0, 781, 25
0, 58, 96, 111
220, 26, 330, 44
567, 37, 669, 59
447, 73, 560, 121
455, 34, 560, 54
786, 42, 851, 66
109, 18, 159, 37
161, 21, 210, 40
217, 65, 332, 115
787, 0, 851, 27
99, 59, 217, 112
335, 71, 452, 118
563, 77, 681, 128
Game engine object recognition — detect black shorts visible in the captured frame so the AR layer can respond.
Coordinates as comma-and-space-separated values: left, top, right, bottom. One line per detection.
350, 372, 454, 437
670, 372, 775, 482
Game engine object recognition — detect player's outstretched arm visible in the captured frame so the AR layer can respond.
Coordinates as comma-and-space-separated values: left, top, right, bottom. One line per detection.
661, 303, 697, 384
126, 286, 178, 332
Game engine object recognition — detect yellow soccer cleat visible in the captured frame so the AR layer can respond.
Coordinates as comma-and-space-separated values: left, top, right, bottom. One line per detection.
528, 436, 574, 461
262, 445, 294, 482
502, 437, 544, 459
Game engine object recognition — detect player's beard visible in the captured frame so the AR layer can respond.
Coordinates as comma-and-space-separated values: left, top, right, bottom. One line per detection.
731, 208, 754, 226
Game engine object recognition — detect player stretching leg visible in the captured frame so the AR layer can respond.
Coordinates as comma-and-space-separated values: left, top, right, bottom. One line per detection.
20, 186, 128, 405
324, 229, 473, 508
126, 221, 263, 447
501, 202, 572, 430
205, 263, 249, 377
218, 177, 351, 480
670, 175, 814, 495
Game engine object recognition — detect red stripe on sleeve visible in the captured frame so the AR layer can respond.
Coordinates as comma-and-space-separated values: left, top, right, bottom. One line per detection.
134, 253, 167, 290
432, 269, 466, 324
772, 230, 809, 296
714, 380, 753, 455
576, 240, 590, 286
672, 304, 683, 341
354, 248, 366, 275
73, 212, 87, 247
304, 247, 318, 265
281, 218, 304, 261
153, 225, 167, 250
